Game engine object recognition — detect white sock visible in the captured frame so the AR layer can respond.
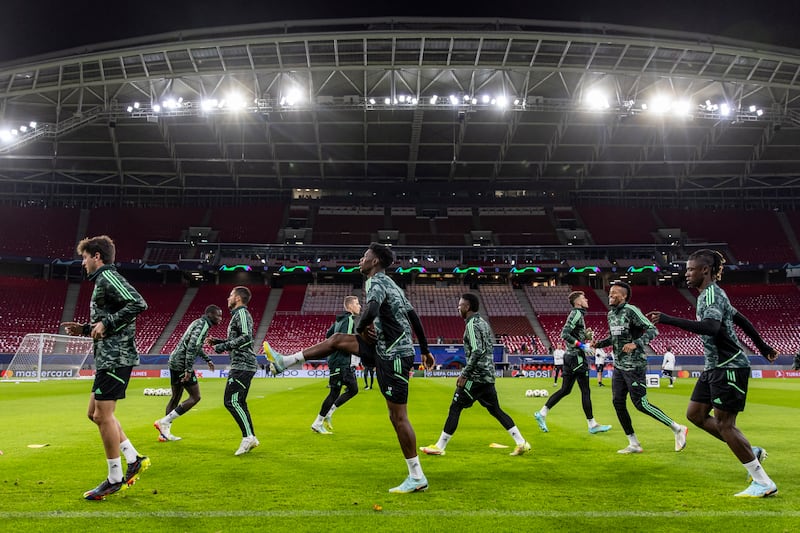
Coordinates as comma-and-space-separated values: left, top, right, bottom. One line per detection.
587, 418, 597, 429
670, 422, 683, 432
120, 439, 139, 463
313, 415, 324, 426
406, 456, 424, 479
627, 433, 640, 446
326, 405, 338, 417
435, 431, 452, 450
165, 410, 180, 423
539, 406, 549, 416
743, 458, 773, 485
107, 457, 124, 483
283, 351, 306, 367
507, 426, 526, 446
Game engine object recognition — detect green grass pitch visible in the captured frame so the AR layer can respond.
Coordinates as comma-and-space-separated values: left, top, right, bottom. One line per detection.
0, 376, 797, 532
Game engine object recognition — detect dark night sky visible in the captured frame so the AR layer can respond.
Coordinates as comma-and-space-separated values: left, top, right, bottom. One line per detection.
2, 0, 799, 63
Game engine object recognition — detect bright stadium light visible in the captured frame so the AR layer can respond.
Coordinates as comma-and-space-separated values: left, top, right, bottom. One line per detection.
368, 98, 376, 105
449, 94, 459, 105
430, 94, 438, 104
384, 97, 391, 105
152, 104, 161, 113
673, 100, 691, 116
749, 105, 757, 112
720, 103, 731, 116
481, 95, 490, 104
0, 130, 11, 142
649, 95, 671, 114
756, 108, 764, 116
126, 106, 134, 113
133, 102, 140, 109
496, 96, 507, 108
29, 121, 37, 128
585, 89, 609, 110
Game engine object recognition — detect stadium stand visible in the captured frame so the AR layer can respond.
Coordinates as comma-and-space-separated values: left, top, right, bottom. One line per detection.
724, 283, 800, 356
0, 277, 68, 353
477, 207, 560, 245
312, 206, 384, 245
578, 206, 658, 245
0, 207, 79, 259
209, 204, 285, 244
85, 207, 207, 262
160, 284, 240, 355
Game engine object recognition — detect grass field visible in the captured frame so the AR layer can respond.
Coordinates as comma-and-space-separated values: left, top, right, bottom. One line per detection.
0, 375, 797, 532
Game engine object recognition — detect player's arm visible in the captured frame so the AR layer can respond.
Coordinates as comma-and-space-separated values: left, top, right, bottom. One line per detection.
407, 309, 434, 369
630, 307, 658, 350
560, 310, 587, 350
214, 311, 253, 353
733, 311, 777, 361
99, 273, 148, 335
653, 312, 721, 336
185, 321, 209, 372
355, 301, 379, 333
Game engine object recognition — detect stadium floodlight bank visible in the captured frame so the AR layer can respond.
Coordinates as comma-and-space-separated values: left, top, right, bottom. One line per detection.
1, 333, 94, 382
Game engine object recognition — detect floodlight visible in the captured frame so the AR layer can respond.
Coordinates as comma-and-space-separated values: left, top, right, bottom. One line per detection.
430, 95, 438, 104
720, 103, 731, 116
749, 105, 757, 112
368, 98, 376, 105
384, 97, 391, 105
449, 95, 458, 105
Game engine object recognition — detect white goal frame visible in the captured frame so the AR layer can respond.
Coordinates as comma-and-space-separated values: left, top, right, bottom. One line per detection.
1, 333, 94, 382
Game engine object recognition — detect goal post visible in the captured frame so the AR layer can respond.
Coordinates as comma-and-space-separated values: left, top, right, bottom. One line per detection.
1, 333, 94, 382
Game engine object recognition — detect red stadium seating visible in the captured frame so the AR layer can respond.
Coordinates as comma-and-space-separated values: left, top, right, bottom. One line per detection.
0, 277, 68, 353
0, 207, 79, 258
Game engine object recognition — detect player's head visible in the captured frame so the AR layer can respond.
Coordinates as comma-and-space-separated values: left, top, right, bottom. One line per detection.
568, 290, 588, 309
360, 242, 394, 275
205, 304, 223, 325
77, 235, 115, 274
686, 249, 725, 288
343, 295, 361, 314
458, 293, 480, 318
227, 286, 251, 310
608, 281, 631, 306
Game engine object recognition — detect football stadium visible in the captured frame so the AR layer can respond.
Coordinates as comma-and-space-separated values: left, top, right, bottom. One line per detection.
1, 14, 799, 532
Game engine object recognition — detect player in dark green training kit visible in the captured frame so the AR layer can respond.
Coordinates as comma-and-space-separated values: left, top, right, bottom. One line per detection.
593, 281, 688, 455
421, 293, 530, 456
265, 243, 435, 493
647, 249, 778, 498
155, 304, 222, 442
310, 295, 362, 434
533, 290, 612, 435
62, 235, 150, 500
207, 286, 260, 456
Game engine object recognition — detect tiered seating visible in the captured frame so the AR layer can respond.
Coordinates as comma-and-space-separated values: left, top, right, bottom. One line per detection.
312, 206, 384, 245
0, 207, 79, 258
479, 285, 524, 316
73, 281, 187, 354
301, 284, 356, 314
658, 208, 795, 264
478, 285, 536, 351
86, 207, 207, 262
264, 314, 333, 355
405, 285, 465, 342
477, 207, 560, 245
623, 285, 703, 355
160, 284, 234, 355
724, 283, 800, 355
502, 335, 538, 354
390, 208, 435, 245
209, 204, 284, 243
524, 285, 572, 314
0, 277, 68, 353
578, 206, 657, 244
432, 208, 472, 245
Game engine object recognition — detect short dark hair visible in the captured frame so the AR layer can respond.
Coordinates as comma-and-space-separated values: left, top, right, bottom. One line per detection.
205, 304, 222, 315
369, 242, 395, 268
232, 286, 251, 305
610, 281, 632, 301
461, 293, 480, 312
77, 235, 115, 264
688, 248, 726, 282
568, 290, 585, 306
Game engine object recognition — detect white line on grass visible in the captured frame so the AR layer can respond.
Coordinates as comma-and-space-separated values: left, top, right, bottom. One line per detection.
1, 510, 797, 520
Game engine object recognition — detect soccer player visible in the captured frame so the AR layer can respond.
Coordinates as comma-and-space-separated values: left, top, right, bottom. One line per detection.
420, 293, 530, 456
661, 346, 676, 387
207, 286, 259, 456
154, 304, 222, 442
595, 346, 607, 387
647, 249, 778, 498
363, 363, 376, 390
61, 235, 150, 500
533, 291, 612, 435
310, 295, 362, 434
265, 243, 435, 493
593, 281, 688, 454
552, 343, 565, 386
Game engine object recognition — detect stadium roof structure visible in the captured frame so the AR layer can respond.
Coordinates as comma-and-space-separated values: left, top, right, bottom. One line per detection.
1, 17, 800, 206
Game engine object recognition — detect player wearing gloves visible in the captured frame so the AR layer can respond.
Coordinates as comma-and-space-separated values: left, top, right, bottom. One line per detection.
534, 291, 611, 435
647, 249, 778, 498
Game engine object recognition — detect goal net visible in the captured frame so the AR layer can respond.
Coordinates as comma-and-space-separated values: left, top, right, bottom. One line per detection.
1, 333, 94, 382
